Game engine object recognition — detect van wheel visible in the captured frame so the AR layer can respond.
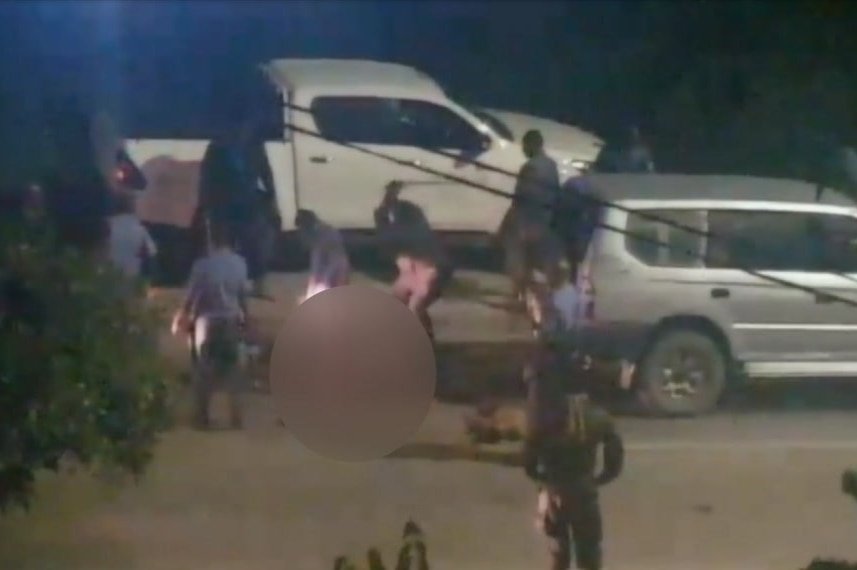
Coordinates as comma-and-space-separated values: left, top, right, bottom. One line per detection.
636, 329, 726, 417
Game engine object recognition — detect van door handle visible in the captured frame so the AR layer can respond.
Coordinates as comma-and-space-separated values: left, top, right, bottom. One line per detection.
815, 292, 836, 304
406, 159, 423, 168
710, 287, 730, 299
309, 155, 329, 164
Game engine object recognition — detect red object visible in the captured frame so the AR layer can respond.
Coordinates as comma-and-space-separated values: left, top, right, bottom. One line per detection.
113, 149, 147, 191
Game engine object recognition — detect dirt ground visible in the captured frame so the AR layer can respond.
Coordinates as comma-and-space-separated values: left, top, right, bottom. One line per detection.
3, 401, 857, 570
4, 273, 857, 570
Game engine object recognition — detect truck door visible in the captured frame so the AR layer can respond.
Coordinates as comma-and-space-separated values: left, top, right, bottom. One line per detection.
290, 93, 503, 234
386, 98, 499, 233
290, 94, 417, 230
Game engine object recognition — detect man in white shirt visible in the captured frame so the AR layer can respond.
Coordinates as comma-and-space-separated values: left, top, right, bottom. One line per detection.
172, 223, 251, 429
107, 192, 157, 281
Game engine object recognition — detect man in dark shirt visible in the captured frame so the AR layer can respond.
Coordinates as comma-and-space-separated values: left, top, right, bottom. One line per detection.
500, 129, 564, 304
524, 341, 624, 570
374, 180, 451, 342
198, 114, 277, 297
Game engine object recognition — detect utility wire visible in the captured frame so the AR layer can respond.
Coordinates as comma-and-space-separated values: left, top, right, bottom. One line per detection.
277, 100, 857, 309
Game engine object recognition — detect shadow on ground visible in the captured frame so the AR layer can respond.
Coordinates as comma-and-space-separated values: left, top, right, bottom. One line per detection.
387, 441, 523, 468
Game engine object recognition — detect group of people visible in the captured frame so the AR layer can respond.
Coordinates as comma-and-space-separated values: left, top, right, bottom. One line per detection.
169, 119, 624, 570
54, 101, 622, 570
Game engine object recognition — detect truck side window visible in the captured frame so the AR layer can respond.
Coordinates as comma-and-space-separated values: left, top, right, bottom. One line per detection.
706, 210, 820, 271
392, 100, 484, 151
819, 214, 857, 273
625, 209, 704, 267
310, 97, 402, 145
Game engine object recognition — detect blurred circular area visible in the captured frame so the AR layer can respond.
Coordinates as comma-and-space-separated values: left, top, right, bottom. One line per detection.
270, 285, 436, 462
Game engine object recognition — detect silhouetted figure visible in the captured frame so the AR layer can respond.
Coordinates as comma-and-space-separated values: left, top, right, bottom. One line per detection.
623, 126, 655, 173
499, 129, 563, 304
524, 346, 624, 570
198, 112, 277, 297
38, 96, 113, 253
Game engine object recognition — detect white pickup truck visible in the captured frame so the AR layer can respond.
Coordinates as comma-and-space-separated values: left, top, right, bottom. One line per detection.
127, 58, 604, 274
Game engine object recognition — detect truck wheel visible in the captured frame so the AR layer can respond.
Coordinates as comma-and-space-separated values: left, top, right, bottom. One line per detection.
635, 328, 726, 417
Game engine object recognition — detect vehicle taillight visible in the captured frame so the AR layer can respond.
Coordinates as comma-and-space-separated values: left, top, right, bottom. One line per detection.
114, 162, 131, 184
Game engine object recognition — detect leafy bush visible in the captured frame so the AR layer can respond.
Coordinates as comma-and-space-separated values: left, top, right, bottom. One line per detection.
0, 218, 172, 510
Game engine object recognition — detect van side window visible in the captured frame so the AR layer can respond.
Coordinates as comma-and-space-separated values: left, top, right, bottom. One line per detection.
706, 210, 821, 271
310, 97, 402, 145
819, 214, 857, 273
625, 210, 704, 267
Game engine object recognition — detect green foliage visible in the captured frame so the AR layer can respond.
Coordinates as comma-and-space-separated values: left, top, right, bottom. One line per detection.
0, 220, 172, 510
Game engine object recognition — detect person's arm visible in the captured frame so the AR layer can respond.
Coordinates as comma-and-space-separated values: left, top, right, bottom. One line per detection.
594, 413, 625, 486
236, 257, 251, 320
513, 161, 534, 205
180, 261, 202, 315
253, 142, 277, 199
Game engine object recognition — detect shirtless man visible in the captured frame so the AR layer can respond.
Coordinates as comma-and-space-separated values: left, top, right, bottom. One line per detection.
374, 180, 451, 342
295, 209, 351, 303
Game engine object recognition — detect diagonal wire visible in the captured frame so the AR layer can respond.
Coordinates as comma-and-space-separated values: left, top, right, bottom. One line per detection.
276, 100, 857, 309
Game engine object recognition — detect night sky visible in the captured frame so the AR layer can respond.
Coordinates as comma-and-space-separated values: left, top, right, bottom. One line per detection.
0, 1, 855, 178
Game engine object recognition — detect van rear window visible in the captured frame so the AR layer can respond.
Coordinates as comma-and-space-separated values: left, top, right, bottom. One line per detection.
625, 209, 705, 267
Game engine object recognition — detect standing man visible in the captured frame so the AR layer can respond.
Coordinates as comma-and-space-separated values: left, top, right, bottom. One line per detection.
198, 112, 277, 298
499, 129, 563, 306
623, 126, 655, 173
294, 209, 351, 303
374, 180, 451, 343
107, 191, 158, 282
524, 366, 624, 570
172, 223, 251, 430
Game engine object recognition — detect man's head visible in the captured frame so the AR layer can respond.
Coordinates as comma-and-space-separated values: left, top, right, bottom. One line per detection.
383, 180, 404, 203
522, 129, 544, 159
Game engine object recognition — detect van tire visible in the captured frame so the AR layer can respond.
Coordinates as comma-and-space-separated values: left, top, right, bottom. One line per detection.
636, 328, 726, 417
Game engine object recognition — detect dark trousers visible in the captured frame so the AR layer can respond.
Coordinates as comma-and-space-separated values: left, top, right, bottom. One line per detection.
190, 315, 243, 429
236, 215, 274, 283
545, 490, 603, 570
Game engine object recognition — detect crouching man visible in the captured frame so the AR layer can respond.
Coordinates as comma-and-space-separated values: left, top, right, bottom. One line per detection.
374, 180, 452, 343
